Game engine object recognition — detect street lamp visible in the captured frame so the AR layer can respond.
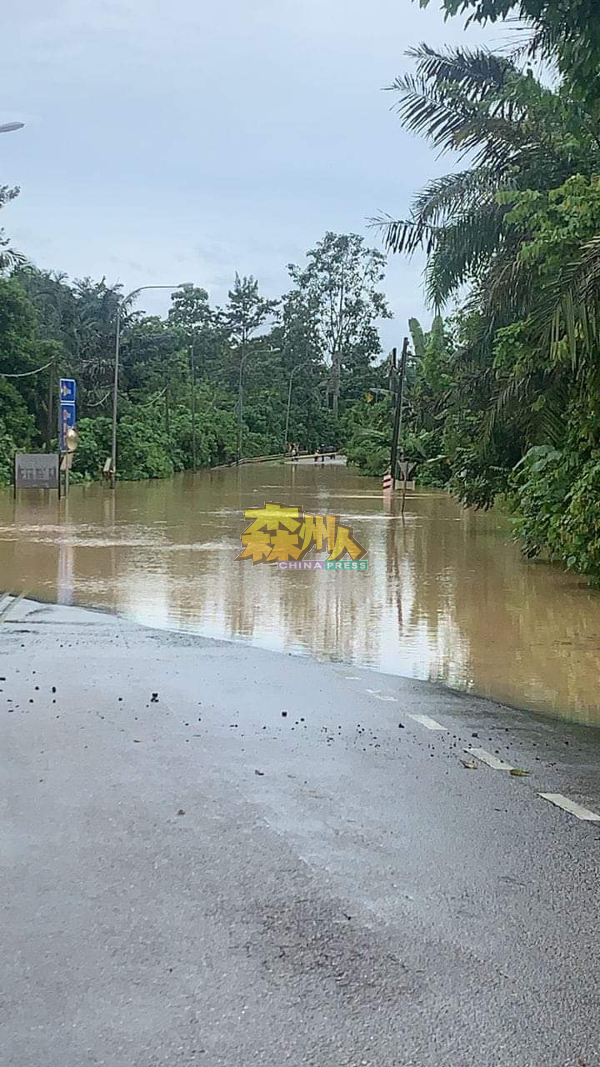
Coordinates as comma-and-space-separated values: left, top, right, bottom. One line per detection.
0, 122, 24, 134
284, 361, 309, 449
110, 283, 193, 488
237, 346, 281, 463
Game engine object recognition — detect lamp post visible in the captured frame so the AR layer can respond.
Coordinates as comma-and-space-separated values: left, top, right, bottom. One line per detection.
110, 283, 192, 489
0, 122, 24, 134
190, 341, 197, 471
237, 346, 281, 463
284, 361, 308, 450
389, 339, 409, 490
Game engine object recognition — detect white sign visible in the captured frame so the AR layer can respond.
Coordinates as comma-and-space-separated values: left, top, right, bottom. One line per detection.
15, 453, 59, 490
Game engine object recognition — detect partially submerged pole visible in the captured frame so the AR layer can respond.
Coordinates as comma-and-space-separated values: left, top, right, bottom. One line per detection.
389, 338, 409, 488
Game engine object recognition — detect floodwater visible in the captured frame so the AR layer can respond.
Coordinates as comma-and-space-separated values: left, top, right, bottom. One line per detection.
2, 460, 600, 726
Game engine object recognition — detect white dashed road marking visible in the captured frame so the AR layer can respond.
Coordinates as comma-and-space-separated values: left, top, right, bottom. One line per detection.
538, 794, 600, 822
408, 714, 447, 731
468, 748, 514, 771
366, 689, 397, 702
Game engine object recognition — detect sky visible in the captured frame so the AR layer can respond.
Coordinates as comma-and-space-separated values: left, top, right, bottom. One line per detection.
1, 0, 497, 350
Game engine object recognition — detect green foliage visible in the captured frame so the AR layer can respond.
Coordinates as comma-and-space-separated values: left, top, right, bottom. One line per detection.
288, 232, 391, 417
0, 232, 390, 484
375, 43, 598, 307
378, 5, 600, 581
512, 400, 600, 579
342, 398, 391, 476
419, 0, 600, 106
0, 379, 36, 482
343, 317, 455, 484
224, 274, 279, 347
0, 183, 23, 270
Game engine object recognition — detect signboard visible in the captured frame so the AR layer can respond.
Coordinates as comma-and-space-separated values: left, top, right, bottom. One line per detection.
15, 453, 59, 490
59, 401, 76, 453
59, 378, 76, 403
398, 461, 416, 481
59, 378, 77, 453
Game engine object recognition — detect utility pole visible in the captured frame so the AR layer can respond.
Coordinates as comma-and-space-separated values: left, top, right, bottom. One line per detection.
238, 346, 282, 462
164, 382, 170, 437
46, 358, 55, 452
389, 338, 409, 488
237, 346, 246, 464
284, 360, 307, 449
110, 283, 192, 489
110, 308, 121, 490
190, 342, 197, 471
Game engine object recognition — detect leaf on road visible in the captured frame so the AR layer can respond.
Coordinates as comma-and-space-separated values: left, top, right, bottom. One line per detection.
460, 759, 478, 770
510, 768, 531, 776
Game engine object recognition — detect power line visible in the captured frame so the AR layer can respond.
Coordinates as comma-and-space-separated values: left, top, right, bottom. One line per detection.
1, 359, 54, 378
84, 392, 110, 407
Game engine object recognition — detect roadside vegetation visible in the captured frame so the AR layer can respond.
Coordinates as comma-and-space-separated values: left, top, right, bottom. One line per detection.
350, 0, 600, 580
0, 233, 392, 482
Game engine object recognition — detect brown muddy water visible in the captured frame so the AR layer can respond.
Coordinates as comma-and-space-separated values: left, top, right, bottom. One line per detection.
2, 460, 600, 725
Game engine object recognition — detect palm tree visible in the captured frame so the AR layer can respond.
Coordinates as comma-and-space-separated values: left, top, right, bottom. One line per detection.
373, 45, 600, 309
0, 184, 24, 271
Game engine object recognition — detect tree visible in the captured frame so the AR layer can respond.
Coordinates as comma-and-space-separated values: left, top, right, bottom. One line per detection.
418, 0, 600, 104
169, 286, 213, 334
271, 288, 327, 447
168, 285, 227, 385
224, 273, 278, 349
0, 184, 23, 270
0, 278, 46, 461
288, 232, 391, 417
374, 45, 598, 307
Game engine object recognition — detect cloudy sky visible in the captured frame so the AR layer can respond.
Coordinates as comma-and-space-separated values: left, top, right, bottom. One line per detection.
1, 0, 496, 348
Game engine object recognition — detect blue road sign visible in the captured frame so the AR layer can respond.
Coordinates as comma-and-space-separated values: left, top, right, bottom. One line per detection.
60, 378, 76, 403
59, 401, 76, 453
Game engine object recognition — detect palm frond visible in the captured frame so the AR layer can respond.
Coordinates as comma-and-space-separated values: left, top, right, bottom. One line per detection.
482, 373, 531, 449
387, 72, 534, 167
368, 212, 436, 256
404, 44, 514, 99
0, 230, 26, 271
369, 168, 509, 258
527, 234, 600, 365
411, 167, 504, 224
424, 206, 506, 307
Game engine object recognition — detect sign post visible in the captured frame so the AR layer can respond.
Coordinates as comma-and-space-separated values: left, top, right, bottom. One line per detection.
14, 454, 60, 497
58, 378, 77, 497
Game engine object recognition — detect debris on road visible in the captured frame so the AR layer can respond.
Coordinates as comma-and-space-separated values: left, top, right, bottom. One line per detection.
460, 759, 478, 770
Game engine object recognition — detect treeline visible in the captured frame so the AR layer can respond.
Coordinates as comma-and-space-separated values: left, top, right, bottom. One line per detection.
344, 0, 600, 580
0, 230, 392, 482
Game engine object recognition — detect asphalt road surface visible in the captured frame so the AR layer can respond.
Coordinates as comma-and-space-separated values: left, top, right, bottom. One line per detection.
2, 598, 600, 1066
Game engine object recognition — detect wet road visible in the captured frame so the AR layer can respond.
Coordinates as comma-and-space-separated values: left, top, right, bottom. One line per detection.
2, 599, 600, 1066
4, 464, 600, 725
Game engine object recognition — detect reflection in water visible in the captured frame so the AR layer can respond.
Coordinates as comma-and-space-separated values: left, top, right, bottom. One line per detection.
2, 464, 600, 725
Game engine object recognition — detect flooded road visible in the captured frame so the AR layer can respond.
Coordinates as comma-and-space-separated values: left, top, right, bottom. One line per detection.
2, 461, 600, 725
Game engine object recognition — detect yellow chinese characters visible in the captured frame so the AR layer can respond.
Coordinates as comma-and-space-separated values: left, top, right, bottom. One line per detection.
236, 501, 366, 565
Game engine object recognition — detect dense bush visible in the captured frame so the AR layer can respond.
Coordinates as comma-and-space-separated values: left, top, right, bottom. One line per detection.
514, 439, 600, 580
